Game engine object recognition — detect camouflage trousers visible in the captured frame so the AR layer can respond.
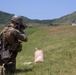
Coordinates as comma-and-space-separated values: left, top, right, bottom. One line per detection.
0, 59, 16, 75
4, 59, 16, 74
0, 51, 17, 75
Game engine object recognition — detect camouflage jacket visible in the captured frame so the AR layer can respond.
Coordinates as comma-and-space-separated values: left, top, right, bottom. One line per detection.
0, 25, 28, 52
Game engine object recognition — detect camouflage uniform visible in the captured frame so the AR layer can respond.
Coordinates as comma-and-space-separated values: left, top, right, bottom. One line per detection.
0, 24, 28, 74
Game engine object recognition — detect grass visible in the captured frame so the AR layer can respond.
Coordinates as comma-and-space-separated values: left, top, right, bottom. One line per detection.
1, 25, 76, 75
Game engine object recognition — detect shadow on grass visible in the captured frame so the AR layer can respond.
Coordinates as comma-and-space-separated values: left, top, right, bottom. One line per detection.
15, 68, 33, 74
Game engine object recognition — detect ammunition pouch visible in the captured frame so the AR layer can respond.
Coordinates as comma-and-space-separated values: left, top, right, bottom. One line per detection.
9, 42, 22, 52
1, 49, 10, 60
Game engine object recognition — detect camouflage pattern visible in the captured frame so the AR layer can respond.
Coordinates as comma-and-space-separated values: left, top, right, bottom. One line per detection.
3, 26, 27, 44
0, 24, 28, 74
11, 15, 23, 24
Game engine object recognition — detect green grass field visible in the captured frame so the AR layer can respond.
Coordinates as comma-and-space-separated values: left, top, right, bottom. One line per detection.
2, 25, 76, 75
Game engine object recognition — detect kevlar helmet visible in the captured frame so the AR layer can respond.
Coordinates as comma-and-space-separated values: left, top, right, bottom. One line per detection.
11, 15, 23, 24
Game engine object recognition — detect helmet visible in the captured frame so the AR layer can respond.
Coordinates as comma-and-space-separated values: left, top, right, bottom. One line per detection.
11, 15, 23, 24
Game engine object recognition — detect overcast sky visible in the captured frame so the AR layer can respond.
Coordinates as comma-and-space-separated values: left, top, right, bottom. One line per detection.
0, 0, 76, 20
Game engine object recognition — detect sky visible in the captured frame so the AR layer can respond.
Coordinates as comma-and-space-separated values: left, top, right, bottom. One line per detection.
0, 0, 76, 20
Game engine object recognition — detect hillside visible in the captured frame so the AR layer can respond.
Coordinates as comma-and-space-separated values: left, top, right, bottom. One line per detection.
0, 11, 30, 24
0, 11, 50, 25
14, 25, 76, 75
0, 11, 76, 25
50, 11, 76, 24
0, 11, 13, 24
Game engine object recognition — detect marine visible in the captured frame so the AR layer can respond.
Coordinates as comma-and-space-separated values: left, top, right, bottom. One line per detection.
0, 15, 28, 74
